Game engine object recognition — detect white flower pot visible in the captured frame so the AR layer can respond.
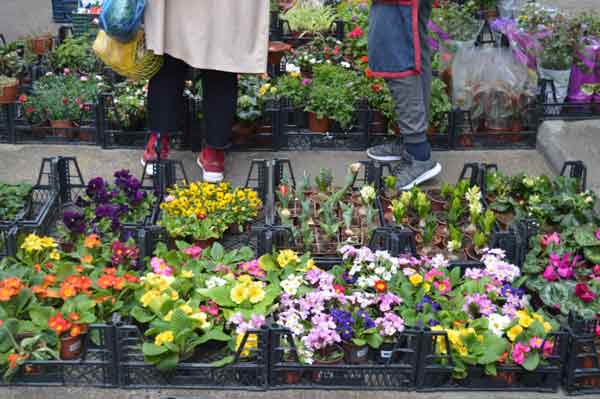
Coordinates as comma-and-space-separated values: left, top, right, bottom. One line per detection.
538, 67, 571, 115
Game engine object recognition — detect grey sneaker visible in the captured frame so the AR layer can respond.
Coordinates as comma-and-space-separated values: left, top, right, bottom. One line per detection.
393, 152, 442, 190
366, 142, 404, 162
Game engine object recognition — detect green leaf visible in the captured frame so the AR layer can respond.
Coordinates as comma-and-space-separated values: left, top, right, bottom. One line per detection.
259, 254, 277, 271
197, 285, 235, 307
28, 306, 53, 328
478, 334, 507, 364
584, 247, 600, 265
575, 225, 600, 247
484, 362, 497, 376
522, 352, 540, 371
156, 352, 179, 371
131, 306, 155, 323
211, 355, 235, 367
210, 243, 225, 260
196, 327, 230, 344
366, 333, 383, 349
142, 342, 169, 357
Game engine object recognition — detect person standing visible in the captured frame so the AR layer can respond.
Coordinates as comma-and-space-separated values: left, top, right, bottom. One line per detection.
142, 0, 270, 182
366, 0, 442, 190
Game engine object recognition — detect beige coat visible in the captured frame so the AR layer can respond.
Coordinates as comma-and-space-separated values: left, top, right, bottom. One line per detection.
144, 0, 270, 74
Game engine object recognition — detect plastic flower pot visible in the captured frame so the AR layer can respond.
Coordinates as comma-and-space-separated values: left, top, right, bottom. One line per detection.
307, 112, 330, 133
50, 119, 74, 138
0, 80, 18, 104
78, 129, 94, 142
268, 41, 292, 66
464, 243, 484, 261
370, 111, 388, 134
232, 121, 257, 145
31, 36, 53, 56
426, 189, 449, 212
60, 334, 83, 360
311, 345, 344, 383
343, 342, 369, 364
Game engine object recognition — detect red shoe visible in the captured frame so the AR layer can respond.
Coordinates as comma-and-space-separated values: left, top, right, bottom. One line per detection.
141, 133, 170, 174
197, 148, 224, 183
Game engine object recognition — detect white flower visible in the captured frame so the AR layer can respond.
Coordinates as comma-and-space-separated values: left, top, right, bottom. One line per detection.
465, 186, 482, 204
356, 276, 369, 289
285, 63, 300, 73
360, 185, 376, 204
281, 274, 304, 296
341, 61, 351, 68
488, 313, 511, 337
366, 262, 376, 271
309, 58, 317, 64
206, 276, 227, 289
431, 254, 449, 269
80, 76, 88, 82
382, 271, 392, 281
374, 266, 386, 276
403, 267, 416, 277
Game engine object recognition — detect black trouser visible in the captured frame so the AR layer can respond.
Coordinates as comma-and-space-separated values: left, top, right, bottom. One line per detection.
148, 54, 238, 151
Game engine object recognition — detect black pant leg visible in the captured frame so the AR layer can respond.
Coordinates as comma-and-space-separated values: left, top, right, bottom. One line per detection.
147, 54, 188, 134
197, 69, 238, 151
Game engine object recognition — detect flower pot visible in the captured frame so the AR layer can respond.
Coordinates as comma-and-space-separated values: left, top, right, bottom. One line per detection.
311, 345, 344, 383
60, 334, 83, 360
464, 243, 484, 261
268, 41, 292, 66
78, 129, 95, 142
31, 36, 53, 56
283, 369, 302, 384
0, 82, 18, 104
343, 342, 369, 365
307, 112, 330, 133
539, 67, 571, 115
232, 121, 257, 145
375, 342, 396, 364
370, 111, 388, 134
495, 211, 514, 231
50, 119, 74, 138
426, 189, 448, 212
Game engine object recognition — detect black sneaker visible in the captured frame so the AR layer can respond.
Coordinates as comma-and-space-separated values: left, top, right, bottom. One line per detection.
366, 142, 404, 162
393, 152, 442, 190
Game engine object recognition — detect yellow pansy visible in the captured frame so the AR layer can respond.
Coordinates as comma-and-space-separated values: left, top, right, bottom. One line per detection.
231, 284, 249, 304
49, 250, 61, 261
155, 331, 174, 346
409, 274, 423, 286
248, 284, 266, 304
507, 325, 523, 342
277, 250, 299, 268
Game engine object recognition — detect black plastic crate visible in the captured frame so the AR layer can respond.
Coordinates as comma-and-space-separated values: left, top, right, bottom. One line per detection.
0, 226, 17, 259
115, 324, 268, 389
273, 98, 370, 151
279, 19, 345, 48
51, 0, 78, 23
0, 101, 100, 145
0, 324, 118, 387
565, 317, 600, 395
269, 326, 420, 390
538, 79, 600, 121
451, 108, 538, 149
418, 329, 566, 392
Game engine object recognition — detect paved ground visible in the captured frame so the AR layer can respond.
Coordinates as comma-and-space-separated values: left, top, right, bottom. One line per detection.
0, 145, 553, 188
0, 387, 573, 399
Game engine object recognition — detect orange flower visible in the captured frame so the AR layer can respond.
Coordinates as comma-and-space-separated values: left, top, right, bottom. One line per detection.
43, 275, 56, 288
32, 285, 45, 296
45, 289, 60, 299
360, 55, 368, 63
81, 255, 93, 264
75, 265, 84, 273
48, 312, 71, 335
0, 287, 14, 302
103, 267, 117, 275
364, 67, 374, 79
59, 283, 76, 299
124, 274, 139, 283
3, 278, 23, 291
96, 274, 114, 289
70, 325, 83, 337
65, 275, 81, 287
94, 295, 111, 304
68, 312, 80, 322
78, 276, 92, 291
7, 353, 27, 369
34, 264, 41, 272
374, 280, 388, 293
84, 234, 101, 249
113, 277, 125, 291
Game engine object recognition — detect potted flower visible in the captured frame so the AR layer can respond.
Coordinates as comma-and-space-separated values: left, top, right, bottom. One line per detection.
429, 78, 452, 135
0, 76, 18, 104
107, 79, 148, 132
279, 3, 336, 41
0, 181, 33, 223
160, 182, 262, 248
29, 33, 53, 56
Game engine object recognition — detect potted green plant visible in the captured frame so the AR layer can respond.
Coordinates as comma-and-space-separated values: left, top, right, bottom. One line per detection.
280, 3, 336, 39
0, 76, 18, 104
29, 33, 53, 56
429, 78, 452, 135
49, 36, 98, 74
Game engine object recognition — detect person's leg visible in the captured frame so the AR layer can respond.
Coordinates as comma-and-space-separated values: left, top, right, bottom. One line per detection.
196, 69, 238, 182
419, 0, 433, 122
145, 54, 188, 166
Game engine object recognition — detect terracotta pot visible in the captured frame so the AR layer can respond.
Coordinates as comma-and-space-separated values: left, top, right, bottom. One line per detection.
60, 334, 83, 360
426, 189, 448, 212
78, 129, 95, 142
50, 119, 74, 138
268, 41, 292, 65
458, 134, 473, 148
283, 369, 302, 384
464, 244, 483, 261
307, 112, 330, 133
31, 36, 52, 56
370, 111, 388, 133
343, 342, 369, 365
0, 82, 18, 104
232, 121, 257, 144
494, 370, 515, 385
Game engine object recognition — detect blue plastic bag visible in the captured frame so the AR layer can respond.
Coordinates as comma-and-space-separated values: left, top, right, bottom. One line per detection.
99, 0, 145, 43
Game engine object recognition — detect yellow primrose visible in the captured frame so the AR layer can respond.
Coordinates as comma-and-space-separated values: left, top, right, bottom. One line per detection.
39, 236, 57, 248
516, 311, 534, 328
140, 289, 161, 307
507, 325, 523, 342
21, 234, 44, 252
247, 284, 266, 304
447, 329, 461, 346
181, 270, 194, 279
238, 275, 253, 284
423, 282, 431, 293
409, 274, 423, 286
543, 322, 552, 333
277, 250, 299, 268
49, 250, 61, 261
180, 303, 194, 315
532, 313, 544, 323
458, 345, 468, 356
170, 290, 179, 301
231, 284, 249, 304
154, 331, 174, 346
304, 259, 316, 271
163, 310, 173, 321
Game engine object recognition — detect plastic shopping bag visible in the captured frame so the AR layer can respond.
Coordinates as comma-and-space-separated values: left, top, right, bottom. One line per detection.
99, 0, 145, 43
93, 30, 163, 81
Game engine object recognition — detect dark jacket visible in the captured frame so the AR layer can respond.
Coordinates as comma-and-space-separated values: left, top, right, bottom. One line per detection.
368, 0, 422, 78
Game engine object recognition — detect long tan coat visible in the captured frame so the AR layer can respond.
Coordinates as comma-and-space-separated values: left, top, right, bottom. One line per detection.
144, 0, 270, 74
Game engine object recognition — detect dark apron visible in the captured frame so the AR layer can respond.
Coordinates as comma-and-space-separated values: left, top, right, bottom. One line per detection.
368, 0, 421, 78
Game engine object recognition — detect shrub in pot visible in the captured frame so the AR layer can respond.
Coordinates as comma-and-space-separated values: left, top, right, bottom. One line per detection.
0, 76, 18, 104
279, 3, 336, 37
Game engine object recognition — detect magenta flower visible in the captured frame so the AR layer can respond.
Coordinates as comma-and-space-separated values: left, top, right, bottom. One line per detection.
557, 265, 574, 279
184, 245, 202, 259
529, 337, 543, 349
596, 229, 600, 241
543, 340, 554, 358
151, 257, 173, 276
541, 232, 560, 247
433, 278, 452, 295
593, 265, 600, 277
543, 266, 559, 282
512, 342, 531, 365
379, 293, 402, 312
301, 78, 312, 86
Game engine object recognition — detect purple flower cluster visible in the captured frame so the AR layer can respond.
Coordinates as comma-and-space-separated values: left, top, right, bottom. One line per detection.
379, 293, 402, 312
375, 313, 405, 337
463, 293, 497, 318
111, 240, 140, 268
301, 314, 341, 351
500, 284, 528, 317
416, 295, 440, 313
332, 309, 355, 341
114, 170, 146, 206
230, 313, 266, 334
63, 210, 86, 234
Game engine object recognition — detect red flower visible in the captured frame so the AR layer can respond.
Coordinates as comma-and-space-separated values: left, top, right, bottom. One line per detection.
18, 95, 27, 104
278, 184, 289, 197
364, 67, 374, 79
97, 274, 115, 289
75, 97, 82, 105
26, 107, 34, 114
124, 274, 139, 283
62, 97, 69, 105
333, 46, 340, 56
374, 280, 388, 293
360, 56, 369, 63
348, 26, 364, 39
575, 283, 596, 303
196, 212, 206, 220
333, 284, 345, 294
48, 312, 72, 335
371, 84, 382, 93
